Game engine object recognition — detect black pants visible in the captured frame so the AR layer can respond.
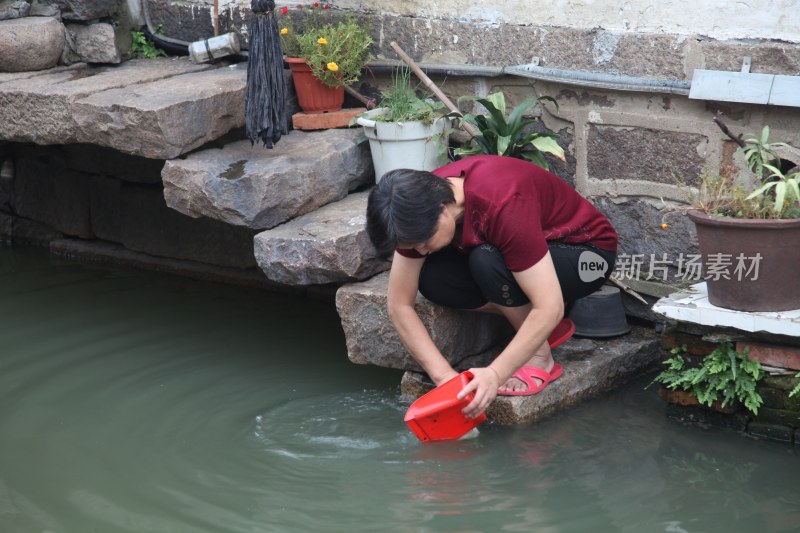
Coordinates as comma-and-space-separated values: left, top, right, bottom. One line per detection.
418, 243, 616, 310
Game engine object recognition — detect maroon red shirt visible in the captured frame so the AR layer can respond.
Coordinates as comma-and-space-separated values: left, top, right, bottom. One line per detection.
397, 155, 618, 271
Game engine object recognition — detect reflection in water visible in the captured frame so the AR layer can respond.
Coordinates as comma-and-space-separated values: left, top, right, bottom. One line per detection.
0, 248, 798, 533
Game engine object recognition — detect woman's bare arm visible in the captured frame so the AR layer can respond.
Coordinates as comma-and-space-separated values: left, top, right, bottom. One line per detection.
387, 252, 459, 385
458, 252, 565, 417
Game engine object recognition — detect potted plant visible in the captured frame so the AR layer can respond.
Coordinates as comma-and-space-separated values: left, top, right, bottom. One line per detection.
683, 120, 800, 312
451, 91, 565, 170
354, 67, 449, 181
650, 342, 764, 415
278, 3, 372, 113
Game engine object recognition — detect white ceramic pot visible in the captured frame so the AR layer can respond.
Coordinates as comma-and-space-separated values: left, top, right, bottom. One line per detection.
356, 108, 449, 182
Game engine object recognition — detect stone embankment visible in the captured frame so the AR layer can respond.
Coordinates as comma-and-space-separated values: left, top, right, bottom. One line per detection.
0, 57, 661, 425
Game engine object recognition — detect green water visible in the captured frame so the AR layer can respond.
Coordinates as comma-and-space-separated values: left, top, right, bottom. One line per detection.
0, 248, 798, 533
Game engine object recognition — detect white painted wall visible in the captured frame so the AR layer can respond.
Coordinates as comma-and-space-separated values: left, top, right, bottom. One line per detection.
260, 0, 800, 42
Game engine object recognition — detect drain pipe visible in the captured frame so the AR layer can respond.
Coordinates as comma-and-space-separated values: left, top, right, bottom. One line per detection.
506, 62, 691, 95
141, 0, 191, 55
365, 59, 690, 95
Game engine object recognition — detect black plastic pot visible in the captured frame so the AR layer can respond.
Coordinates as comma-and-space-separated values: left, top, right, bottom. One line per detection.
568, 285, 631, 338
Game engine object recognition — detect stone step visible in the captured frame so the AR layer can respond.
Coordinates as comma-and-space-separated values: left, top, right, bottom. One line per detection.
0, 58, 247, 159
162, 128, 374, 231
336, 272, 515, 371
400, 326, 661, 425
254, 191, 389, 286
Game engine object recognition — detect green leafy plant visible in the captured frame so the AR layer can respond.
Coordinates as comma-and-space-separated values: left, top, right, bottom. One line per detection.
741, 126, 800, 217
278, 4, 372, 88
451, 91, 565, 170
371, 66, 444, 123
131, 30, 166, 59
790, 373, 800, 398
650, 342, 764, 414
694, 121, 800, 220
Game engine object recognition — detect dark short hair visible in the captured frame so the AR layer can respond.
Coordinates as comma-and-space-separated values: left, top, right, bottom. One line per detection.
366, 168, 455, 259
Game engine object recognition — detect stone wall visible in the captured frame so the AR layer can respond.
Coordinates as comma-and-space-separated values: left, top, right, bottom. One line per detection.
151, 0, 800, 298
0, 143, 260, 270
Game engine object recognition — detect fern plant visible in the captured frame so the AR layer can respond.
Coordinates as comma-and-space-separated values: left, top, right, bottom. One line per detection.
452, 91, 565, 170
650, 342, 764, 414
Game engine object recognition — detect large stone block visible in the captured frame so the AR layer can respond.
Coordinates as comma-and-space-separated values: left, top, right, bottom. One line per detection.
62, 144, 164, 184
336, 272, 514, 371
72, 63, 246, 159
401, 326, 661, 425
587, 125, 707, 186
0, 17, 65, 72
13, 144, 92, 238
64, 22, 122, 65
593, 197, 698, 259
0, 1, 30, 20
56, 0, 120, 21
0, 59, 210, 145
253, 192, 389, 285
162, 128, 373, 230
114, 183, 258, 269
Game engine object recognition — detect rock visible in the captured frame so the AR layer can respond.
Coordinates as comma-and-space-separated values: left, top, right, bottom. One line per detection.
162, 128, 373, 230
0, 58, 210, 146
72, 62, 247, 158
253, 192, 390, 285
0, 17, 65, 72
336, 272, 515, 371
30, 0, 61, 19
56, 0, 119, 21
401, 326, 662, 425
64, 22, 121, 65
0, 0, 30, 20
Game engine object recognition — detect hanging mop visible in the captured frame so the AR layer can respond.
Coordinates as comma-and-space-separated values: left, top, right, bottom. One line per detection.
246, 0, 288, 148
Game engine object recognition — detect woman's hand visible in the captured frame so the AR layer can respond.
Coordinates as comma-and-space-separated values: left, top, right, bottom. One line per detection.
457, 366, 502, 419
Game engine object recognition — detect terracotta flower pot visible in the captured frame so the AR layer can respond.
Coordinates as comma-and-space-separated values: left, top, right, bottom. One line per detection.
285, 57, 344, 114
688, 209, 800, 312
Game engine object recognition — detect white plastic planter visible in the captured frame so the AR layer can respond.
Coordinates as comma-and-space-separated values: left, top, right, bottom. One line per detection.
356, 108, 449, 182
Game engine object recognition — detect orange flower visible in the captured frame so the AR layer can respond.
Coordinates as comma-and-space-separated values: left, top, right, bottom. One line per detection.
327, 62, 339, 71
660, 223, 669, 230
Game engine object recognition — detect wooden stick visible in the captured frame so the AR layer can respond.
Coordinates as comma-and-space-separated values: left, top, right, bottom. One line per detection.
213, 0, 219, 36
712, 114, 745, 148
389, 41, 479, 138
344, 86, 377, 109
608, 276, 650, 305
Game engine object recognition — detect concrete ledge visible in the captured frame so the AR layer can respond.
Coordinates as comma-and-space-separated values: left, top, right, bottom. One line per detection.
654, 283, 800, 337
400, 325, 662, 425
